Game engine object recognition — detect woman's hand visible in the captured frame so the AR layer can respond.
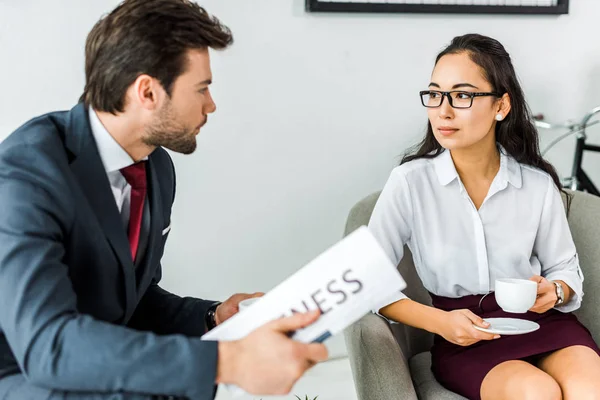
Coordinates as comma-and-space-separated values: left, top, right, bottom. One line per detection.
436, 309, 500, 346
528, 275, 558, 314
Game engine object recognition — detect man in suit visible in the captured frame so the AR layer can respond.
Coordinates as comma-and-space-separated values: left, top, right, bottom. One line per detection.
0, 1, 328, 399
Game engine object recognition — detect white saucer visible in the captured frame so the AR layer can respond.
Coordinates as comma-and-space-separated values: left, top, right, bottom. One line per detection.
473, 318, 540, 335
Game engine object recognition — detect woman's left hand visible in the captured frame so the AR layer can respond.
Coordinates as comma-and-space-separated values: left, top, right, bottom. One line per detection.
528, 275, 557, 314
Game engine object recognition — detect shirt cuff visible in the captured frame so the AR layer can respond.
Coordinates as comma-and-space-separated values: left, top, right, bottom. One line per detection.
371, 290, 409, 324
545, 271, 583, 313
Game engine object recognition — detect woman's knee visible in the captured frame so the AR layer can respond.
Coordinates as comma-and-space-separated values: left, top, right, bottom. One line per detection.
540, 345, 600, 400
561, 378, 600, 400
513, 374, 562, 400
482, 361, 562, 400
558, 360, 600, 400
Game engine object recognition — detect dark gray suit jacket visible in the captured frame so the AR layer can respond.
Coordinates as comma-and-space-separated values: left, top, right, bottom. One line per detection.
0, 103, 218, 399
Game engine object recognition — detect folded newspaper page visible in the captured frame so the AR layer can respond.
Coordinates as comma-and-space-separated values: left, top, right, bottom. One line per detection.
202, 226, 406, 362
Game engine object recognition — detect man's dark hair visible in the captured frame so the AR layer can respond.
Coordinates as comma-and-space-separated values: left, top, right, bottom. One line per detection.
80, 0, 233, 113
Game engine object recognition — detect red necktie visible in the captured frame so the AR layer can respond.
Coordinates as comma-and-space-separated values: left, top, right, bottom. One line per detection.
120, 161, 147, 262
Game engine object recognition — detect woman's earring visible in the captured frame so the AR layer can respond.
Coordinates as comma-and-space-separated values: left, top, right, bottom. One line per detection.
495, 113, 503, 121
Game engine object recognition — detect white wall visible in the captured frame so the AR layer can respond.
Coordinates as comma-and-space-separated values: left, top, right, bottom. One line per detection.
2, 0, 600, 357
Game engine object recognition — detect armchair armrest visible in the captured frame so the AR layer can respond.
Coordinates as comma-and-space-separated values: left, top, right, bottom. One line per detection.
343, 312, 418, 400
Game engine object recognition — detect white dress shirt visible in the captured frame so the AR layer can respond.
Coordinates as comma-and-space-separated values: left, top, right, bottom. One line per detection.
369, 148, 583, 313
88, 107, 137, 229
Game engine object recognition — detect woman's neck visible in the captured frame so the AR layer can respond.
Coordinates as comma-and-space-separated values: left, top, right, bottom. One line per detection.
450, 138, 500, 182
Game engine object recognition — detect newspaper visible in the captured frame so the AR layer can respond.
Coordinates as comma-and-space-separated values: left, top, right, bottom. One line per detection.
201, 226, 406, 394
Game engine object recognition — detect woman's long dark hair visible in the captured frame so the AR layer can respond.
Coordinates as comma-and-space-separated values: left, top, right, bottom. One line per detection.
402, 34, 569, 205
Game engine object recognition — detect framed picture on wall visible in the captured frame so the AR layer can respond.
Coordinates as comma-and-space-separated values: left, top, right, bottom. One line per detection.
306, 0, 569, 15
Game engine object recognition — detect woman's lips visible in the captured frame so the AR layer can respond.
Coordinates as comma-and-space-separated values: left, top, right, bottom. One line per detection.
437, 127, 458, 136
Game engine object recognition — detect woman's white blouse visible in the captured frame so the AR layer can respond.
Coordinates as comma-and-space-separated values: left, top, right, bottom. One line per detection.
369, 149, 583, 313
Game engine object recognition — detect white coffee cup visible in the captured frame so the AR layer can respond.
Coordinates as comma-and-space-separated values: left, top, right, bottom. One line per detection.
238, 297, 260, 311
494, 278, 537, 313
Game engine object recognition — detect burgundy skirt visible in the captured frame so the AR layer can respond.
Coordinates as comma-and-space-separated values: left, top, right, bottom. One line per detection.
429, 293, 600, 400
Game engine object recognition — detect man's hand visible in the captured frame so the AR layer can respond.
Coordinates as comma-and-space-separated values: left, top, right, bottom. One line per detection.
216, 310, 328, 395
529, 275, 558, 314
215, 292, 264, 325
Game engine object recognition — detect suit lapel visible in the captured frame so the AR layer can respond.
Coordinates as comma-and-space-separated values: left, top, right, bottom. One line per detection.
66, 104, 136, 319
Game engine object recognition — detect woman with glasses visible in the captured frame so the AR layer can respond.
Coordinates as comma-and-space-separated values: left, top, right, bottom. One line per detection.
369, 34, 600, 400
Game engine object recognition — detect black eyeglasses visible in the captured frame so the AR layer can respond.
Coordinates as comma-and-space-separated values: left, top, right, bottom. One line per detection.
420, 90, 501, 109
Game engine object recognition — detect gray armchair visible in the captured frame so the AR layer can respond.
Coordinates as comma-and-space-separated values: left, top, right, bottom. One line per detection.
343, 190, 600, 400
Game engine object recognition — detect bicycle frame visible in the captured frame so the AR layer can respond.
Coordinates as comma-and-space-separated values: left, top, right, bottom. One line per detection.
568, 106, 600, 196
570, 135, 600, 196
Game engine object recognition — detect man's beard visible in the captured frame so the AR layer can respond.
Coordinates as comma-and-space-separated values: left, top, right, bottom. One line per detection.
142, 101, 201, 155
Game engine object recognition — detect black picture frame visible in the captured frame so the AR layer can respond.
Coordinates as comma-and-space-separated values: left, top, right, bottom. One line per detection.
306, 0, 569, 15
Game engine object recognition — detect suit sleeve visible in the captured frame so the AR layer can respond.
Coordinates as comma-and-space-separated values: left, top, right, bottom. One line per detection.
128, 269, 218, 336
0, 146, 217, 400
